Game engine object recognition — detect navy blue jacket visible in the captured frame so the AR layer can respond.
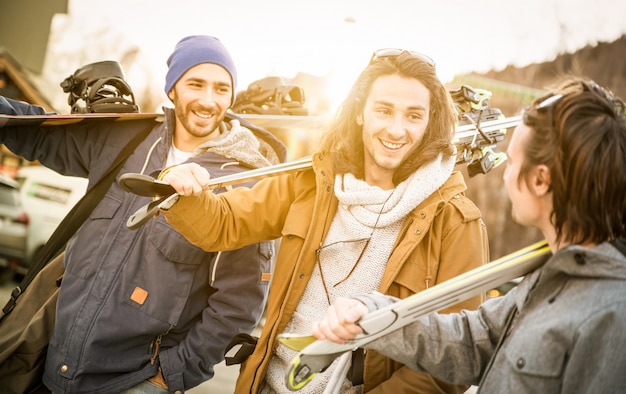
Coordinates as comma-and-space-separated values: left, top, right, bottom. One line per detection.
0, 96, 285, 393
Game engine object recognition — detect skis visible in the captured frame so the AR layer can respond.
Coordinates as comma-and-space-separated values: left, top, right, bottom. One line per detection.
117, 113, 521, 228
280, 240, 551, 391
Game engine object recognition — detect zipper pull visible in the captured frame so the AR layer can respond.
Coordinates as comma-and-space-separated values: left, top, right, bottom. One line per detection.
150, 334, 162, 365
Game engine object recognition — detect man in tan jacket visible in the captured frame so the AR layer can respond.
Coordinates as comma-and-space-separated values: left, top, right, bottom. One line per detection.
160, 49, 489, 393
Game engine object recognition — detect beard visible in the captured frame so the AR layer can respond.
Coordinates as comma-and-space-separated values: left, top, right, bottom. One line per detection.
173, 103, 225, 139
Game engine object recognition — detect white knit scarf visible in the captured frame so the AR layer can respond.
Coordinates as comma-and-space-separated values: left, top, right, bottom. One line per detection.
264, 153, 455, 393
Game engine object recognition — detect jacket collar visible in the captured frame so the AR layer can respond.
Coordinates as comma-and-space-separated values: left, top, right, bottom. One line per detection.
547, 242, 626, 280
160, 107, 287, 165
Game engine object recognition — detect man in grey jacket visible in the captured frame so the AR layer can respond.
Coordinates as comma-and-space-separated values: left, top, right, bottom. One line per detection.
312, 76, 626, 393
0, 35, 285, 393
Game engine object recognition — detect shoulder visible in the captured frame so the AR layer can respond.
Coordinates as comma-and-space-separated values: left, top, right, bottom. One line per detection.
448, 193, 482, 222
439, 172, 482, 222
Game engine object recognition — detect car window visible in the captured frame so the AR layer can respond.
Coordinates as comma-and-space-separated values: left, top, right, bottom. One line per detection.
21, 181, 73, 205
0, 183, 20, 207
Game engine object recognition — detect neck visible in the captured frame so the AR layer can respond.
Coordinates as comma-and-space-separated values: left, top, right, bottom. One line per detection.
364, 167, 396, 190
173, 126, 221, 152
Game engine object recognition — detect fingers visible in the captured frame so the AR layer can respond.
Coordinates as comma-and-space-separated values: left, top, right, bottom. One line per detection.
311, 298, 367, 343
162, 163, 211, 196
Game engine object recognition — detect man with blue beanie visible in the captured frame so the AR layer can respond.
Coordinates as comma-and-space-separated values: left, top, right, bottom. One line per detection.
0, 35, 286, 393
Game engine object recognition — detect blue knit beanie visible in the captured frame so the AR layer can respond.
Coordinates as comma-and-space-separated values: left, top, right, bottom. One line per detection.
165, 35, 237, 103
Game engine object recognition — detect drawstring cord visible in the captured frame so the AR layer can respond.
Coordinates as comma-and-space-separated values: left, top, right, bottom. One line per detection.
140, 136, 162, 175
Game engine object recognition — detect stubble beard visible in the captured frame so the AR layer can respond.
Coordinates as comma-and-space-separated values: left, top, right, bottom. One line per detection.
175, 104, 223, 139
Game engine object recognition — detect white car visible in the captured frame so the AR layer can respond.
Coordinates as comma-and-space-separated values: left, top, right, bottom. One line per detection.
0, 173, 29, 280
14, 166, 88, 274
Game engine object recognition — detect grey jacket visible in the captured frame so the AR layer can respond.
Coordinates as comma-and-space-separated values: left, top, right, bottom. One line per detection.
361, 241, 626, 393
0, 98, 285, 393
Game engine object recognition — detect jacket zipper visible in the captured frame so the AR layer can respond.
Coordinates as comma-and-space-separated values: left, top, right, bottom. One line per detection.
150, 325, 173, 365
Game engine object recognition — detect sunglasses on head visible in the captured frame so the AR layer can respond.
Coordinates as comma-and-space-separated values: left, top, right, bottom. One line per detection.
523, 92, 564, 129
370, 48, 436, 68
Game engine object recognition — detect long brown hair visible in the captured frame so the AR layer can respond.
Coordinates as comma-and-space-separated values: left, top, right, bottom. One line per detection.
521, 76, 626, 245
318, 51, 457, 185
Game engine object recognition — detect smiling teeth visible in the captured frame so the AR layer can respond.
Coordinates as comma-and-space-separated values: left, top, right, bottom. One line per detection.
195, 111, 213, 119
382, 141, 403, 149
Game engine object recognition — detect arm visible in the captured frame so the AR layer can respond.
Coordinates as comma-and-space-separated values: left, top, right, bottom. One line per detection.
0, 95, 47, 115
315, 290, 517, 386
158, 242, 272, 390
0, 97, 150, 178
161, 163, 300, 251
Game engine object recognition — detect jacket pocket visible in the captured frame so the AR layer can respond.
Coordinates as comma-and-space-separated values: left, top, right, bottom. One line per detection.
504, 328, 566, 380
393, 253, 429, 295
122, 220, 209, 325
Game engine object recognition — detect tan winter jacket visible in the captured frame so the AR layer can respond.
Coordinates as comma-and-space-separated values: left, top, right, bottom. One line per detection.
163, 152, 489, 393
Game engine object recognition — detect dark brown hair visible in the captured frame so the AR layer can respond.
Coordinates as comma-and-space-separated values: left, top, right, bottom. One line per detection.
318, 51, 456, 185
521, 76, 626, 244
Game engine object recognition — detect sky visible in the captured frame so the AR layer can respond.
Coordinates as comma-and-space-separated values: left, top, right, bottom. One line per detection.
41, 0, 626, 113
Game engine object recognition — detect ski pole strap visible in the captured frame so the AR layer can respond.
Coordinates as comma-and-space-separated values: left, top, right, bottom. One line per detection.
224, 333, 258, 366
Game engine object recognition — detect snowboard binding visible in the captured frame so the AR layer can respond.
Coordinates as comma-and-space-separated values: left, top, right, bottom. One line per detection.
60, 60, 139, 114
232, 76, 308, 116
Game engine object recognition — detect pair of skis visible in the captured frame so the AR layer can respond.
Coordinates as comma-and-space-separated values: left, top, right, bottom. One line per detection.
278, 240, 551, 391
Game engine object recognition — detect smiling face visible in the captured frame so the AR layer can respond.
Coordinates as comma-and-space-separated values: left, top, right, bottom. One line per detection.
167, 63, 233, 151
358, 74, 430, 189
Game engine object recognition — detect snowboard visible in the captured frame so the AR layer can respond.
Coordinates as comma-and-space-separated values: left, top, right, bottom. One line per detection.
0, 112, 163, 128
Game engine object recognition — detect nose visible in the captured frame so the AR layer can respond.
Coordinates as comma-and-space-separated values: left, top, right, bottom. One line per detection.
198, 88, 217, 107
387, 114, 405, 137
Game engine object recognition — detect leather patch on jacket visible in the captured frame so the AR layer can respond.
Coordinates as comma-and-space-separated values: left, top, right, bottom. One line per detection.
130, 287, 149, 305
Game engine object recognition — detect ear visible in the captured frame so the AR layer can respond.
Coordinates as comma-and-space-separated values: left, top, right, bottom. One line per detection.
531, 164, 551, 196
167, 89, 175, 102
356, 114, 363, 126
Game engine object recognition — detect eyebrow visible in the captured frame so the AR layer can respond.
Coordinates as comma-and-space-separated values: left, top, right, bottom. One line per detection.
374, 99, 427, 112
215, 81, 232, 89
184, 77, 231, 88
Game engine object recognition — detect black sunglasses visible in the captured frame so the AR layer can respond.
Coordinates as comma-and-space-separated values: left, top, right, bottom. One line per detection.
370, 48, 436, 68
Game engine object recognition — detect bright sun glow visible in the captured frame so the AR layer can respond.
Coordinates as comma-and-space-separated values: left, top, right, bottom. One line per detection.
35, 0, 626, 115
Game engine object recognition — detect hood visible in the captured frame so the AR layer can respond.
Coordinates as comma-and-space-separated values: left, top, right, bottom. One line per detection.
549, 242, 626, 280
